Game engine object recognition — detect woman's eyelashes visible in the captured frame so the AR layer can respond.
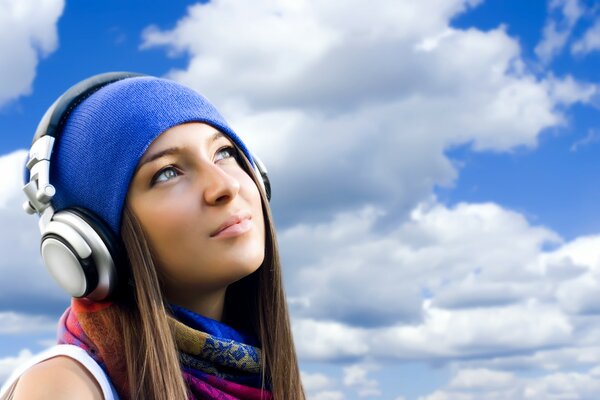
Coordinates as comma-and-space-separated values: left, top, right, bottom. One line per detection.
149, 146, 239, 186
214, 145, 238, 163
151, 165, 180, 186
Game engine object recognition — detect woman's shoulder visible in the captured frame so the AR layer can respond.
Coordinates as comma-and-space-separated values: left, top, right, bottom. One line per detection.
1, 345, 116, 400
11, 355, 103, 400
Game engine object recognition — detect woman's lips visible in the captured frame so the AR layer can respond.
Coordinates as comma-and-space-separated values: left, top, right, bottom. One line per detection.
211, 214, 252, 238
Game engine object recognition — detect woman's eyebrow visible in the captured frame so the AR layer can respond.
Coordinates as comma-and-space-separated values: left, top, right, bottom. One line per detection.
209, 131, 226, 144
138, 131, 227, 170
138, 147, 182, 170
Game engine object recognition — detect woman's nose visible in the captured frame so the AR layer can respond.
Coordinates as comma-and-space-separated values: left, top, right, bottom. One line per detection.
202, 163, 241, 205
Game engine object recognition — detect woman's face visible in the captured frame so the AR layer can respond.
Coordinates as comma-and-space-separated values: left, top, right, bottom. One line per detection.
127, 122, 265, 296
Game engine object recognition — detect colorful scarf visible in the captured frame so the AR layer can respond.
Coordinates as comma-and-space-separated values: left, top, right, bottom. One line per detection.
58, 299, 272, 399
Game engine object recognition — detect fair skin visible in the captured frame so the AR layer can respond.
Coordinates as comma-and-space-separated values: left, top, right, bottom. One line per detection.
13, 122, 266, 398
127, 122, 265, 320
11, 356, 103, 400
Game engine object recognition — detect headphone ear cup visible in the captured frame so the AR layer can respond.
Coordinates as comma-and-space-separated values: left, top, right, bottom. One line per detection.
41, 208, 122, 301
251, 155, 271, 201
41, 222, 98, 298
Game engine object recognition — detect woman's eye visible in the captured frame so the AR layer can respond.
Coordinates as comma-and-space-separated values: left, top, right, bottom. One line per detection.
215, 146, 237, 162
151, 166, 179, 185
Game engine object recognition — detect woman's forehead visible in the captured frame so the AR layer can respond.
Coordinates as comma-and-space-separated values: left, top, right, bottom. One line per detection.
140, 123, 230, 164
46, 75, 253, 236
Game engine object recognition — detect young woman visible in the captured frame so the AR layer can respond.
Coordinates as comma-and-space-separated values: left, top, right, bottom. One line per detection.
0, 73, 305, 399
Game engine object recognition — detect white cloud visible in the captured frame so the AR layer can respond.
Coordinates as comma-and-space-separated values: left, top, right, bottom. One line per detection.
419, 366, 600, 400
283, 202, 561, 327
545, 74, 596, 105
449, 368, 516, 391
374, 301, 572, 360
283, 200, 600, 370
0, 0, 64, 106
556, 272, 600, 314
524, 370, 600, 399
444, 343, 600, 374
141, 0, 485, 109
0, 151, 68, 315
3, 1, 599, 398
536, 20, 569, 64
572, 17, 600, 54
343, 364, 381, 398
544, 235, 600, 315
0, 150, 28, 209
139, 0, 595, 226
302, 371, 337, 392
308, 391, 345, 400
282, 209, 600, 390
570, 129, 600, 152
535, 0, 584, 63
293, 319, 369, 360
302, 371, 345, 400
0, 312, 56, 334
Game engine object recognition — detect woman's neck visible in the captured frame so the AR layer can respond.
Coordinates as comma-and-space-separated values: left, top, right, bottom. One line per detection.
166, 287, 226, 321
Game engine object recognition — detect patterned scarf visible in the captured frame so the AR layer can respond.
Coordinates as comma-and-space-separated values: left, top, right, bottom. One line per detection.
58, 299, 272, 399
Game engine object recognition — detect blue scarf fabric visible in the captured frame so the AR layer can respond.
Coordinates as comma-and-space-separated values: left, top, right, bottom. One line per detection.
59, 299, 271, 399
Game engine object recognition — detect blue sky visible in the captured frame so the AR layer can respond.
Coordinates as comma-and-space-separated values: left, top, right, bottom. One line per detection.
445, 0, 600, 241
1, 0, 600, 399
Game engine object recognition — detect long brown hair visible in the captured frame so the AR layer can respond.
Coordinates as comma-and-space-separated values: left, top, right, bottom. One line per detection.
117, 151, 305, 399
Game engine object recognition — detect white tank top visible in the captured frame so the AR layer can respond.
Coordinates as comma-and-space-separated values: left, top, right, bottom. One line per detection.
0, 344, 119, 400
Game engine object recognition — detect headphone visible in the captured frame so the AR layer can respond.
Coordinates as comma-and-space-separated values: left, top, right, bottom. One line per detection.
23, 72, 272, 301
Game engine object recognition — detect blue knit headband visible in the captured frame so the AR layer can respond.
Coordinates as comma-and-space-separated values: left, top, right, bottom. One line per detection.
48, 76, 254, 235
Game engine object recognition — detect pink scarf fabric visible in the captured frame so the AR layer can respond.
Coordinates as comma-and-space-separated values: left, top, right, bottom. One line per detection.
58, 299, 272, 399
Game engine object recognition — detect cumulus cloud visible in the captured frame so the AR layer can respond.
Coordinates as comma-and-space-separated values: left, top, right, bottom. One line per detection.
302, 371, 337, 392
302, 365, 383, 399
140, 0, 595, 226
0, 312, 56, 334
308, 391, 345, 400
293, 318, 369, 360
570, 128, 600, 152
374, 301, 572, 360
419, 366, 600, 400
283, 202, 561, 327
0, 151, 28, 208
440, 342, 600, 373
0, 0, 64, 106
343, 364, 381, 398
545, 73, 596, 105
283, 200, 600, 371
302, 371, 345, 400
3, 1, 598, 397
572, 17, 600, 54
448, 368, 516, 390
293, 301, 573, 363
535, 0, 584, 63
0, 151, 70, 315
137, 1, 596, 375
